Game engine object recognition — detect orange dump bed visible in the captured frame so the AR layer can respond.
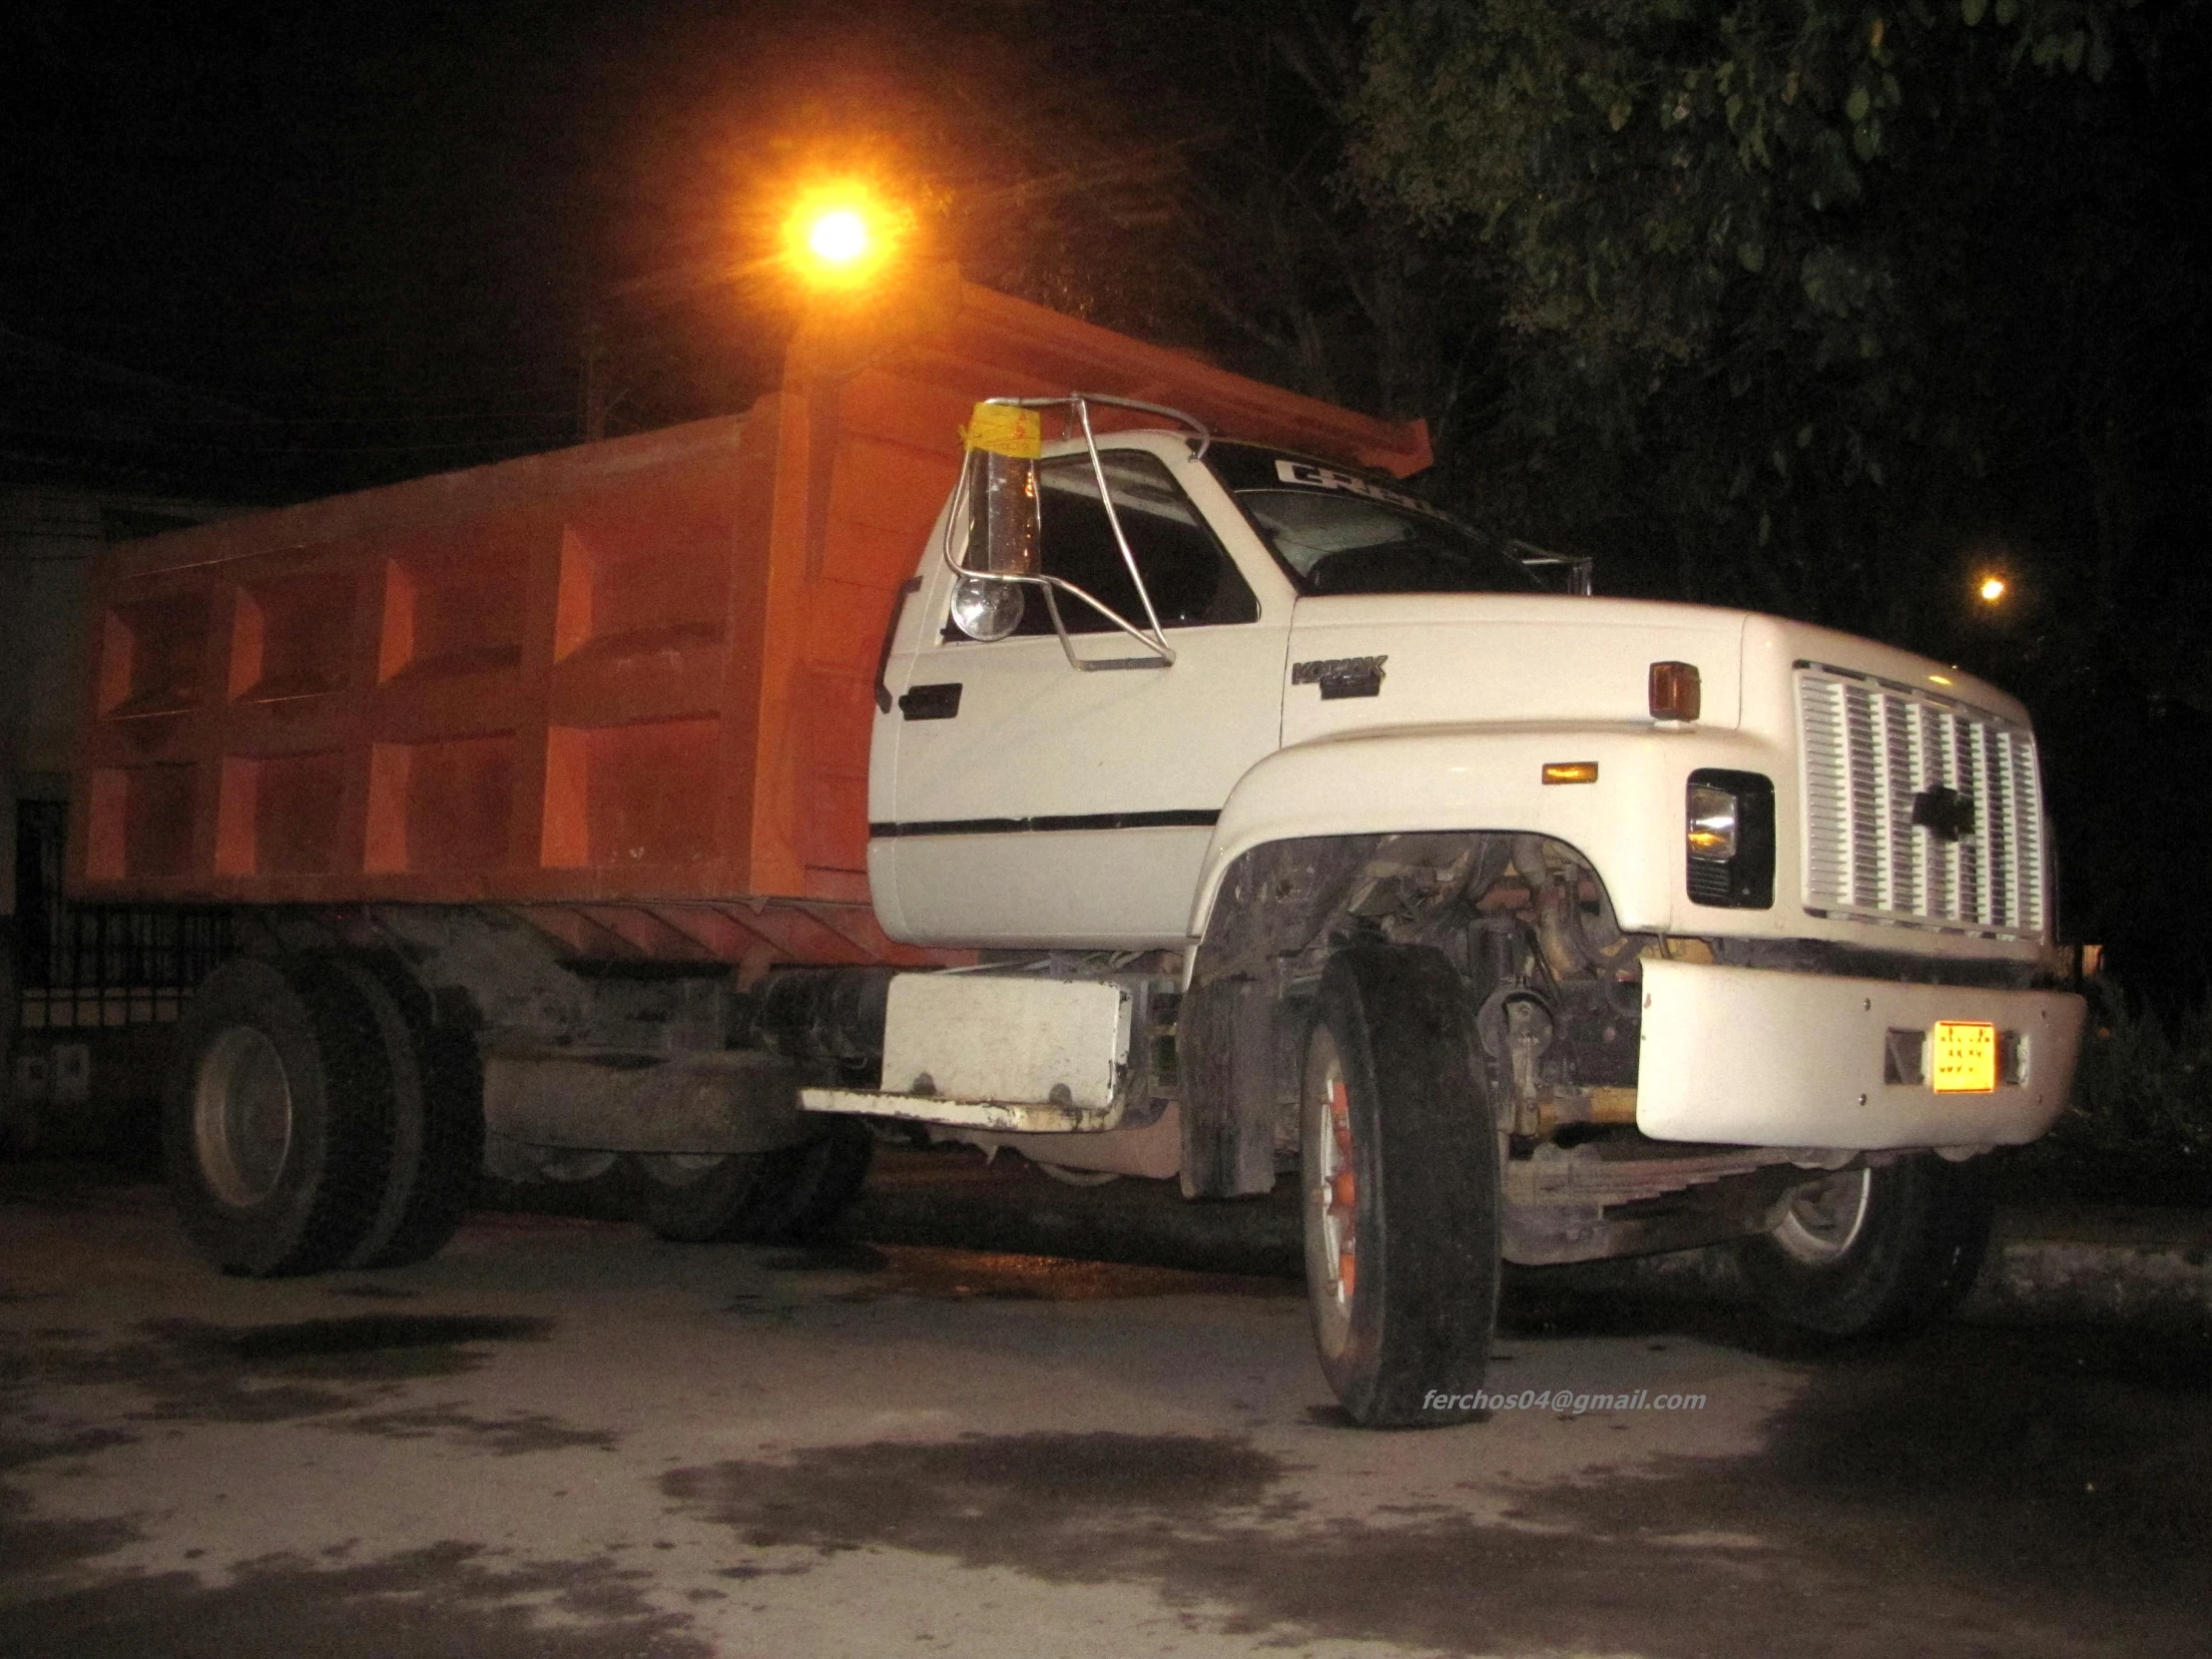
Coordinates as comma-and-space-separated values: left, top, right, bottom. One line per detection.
68, 273, 1427, 958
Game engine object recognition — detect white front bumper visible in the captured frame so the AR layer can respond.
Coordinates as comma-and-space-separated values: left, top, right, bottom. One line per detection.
1636, 958, 2085, 1150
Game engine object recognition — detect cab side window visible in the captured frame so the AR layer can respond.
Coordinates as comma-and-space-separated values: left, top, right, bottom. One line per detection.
1013, 451, 1258, 635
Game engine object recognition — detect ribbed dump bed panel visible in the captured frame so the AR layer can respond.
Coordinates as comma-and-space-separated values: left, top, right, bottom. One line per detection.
70, 413, 832, 909
1798, 666, 2046, 939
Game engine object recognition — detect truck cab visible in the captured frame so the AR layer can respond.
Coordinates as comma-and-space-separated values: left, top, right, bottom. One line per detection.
835, 400, 2084, 1423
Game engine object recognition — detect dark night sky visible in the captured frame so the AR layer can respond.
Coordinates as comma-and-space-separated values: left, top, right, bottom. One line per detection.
2, 0, 987, 498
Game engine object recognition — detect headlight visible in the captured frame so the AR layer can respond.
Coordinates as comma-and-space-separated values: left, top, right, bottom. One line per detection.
1686, 783, 1740, 859
1685, 769, 1775, 908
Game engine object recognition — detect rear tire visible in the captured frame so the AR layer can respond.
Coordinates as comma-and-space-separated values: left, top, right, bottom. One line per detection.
640, 1119, 872, 1245
1303, 945, 1500, 1427
163, 955, 396, 1276
1738, 1154, 1994, 1337
336, 962, 482, 1270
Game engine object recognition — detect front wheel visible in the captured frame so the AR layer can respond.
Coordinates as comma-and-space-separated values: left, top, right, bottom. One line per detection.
1303, 945, 1500, 1427
1737, 1154, 1994, 1337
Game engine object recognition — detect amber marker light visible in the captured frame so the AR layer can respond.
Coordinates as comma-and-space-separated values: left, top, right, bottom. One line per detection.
1542, 762, 1600, 785
1648, 661, 1702, 722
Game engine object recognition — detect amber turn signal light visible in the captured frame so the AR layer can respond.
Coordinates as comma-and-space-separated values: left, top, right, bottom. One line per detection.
1542, 762, 1599, 785
1649, 661, 1701, 721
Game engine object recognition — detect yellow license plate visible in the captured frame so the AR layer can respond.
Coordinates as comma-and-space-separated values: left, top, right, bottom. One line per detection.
1930, 1021, 1998, 1093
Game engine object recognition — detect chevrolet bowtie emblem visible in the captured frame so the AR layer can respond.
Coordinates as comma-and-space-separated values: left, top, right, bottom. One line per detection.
1911, 784, 1976, 841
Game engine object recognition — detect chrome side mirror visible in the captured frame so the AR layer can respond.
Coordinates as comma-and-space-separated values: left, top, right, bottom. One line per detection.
938, 395, 1201, 670
950, 449, 1036, 642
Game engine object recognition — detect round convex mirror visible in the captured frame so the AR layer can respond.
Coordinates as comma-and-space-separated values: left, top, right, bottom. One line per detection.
950, 573, 1025, 642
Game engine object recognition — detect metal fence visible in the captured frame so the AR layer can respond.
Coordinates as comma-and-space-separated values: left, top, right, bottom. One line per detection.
13, 800, 229, 1029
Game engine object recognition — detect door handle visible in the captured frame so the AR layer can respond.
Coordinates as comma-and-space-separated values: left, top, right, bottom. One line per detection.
898, 682, 963, 721
873, 577, 922, 714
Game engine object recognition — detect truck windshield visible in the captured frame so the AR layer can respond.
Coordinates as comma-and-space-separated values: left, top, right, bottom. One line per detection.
1207, 445, 1541, 596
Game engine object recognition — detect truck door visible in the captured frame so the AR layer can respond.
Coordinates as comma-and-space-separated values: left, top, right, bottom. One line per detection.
872, 444, 1289, 947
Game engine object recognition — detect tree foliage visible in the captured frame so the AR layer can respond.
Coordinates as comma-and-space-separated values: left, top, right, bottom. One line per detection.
1348, 0, 2184, 632
1350, 0, 2212, 983
1356, 0, 2132, 364
978, 3, 1495, 444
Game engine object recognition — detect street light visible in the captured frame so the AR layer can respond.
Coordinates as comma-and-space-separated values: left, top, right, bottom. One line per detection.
808, 210, 870, 268
1977, 573, 2007, 605
784, 185, 900, 288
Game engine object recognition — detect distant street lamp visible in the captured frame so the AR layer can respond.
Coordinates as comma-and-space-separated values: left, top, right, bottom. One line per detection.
1977, 573, 2007, 605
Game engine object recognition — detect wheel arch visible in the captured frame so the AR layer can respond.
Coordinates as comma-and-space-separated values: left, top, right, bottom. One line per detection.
1187, 725, 1727, 952
1177, 810, 1653, 1202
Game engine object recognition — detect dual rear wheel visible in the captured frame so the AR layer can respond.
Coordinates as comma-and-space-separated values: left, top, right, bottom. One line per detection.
166, 953, 864, 1276
164, 955, 479, 1277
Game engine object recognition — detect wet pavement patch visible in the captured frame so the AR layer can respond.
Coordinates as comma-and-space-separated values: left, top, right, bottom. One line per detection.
0, 1539, 713, 1659
664, 1431, 1295, 1566
327, 1404, 619, 1457
661, 1324, 2211, 1659
0, 1426, 148, 1588
0, 1487, 142, 1584
0, 1316, 559, 1427
162, 1314, 553, 1363
1472, 1318, 2212, 1658
0, 1424, 141, 1475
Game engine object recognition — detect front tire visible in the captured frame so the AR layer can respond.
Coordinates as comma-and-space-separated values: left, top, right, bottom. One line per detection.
1303, 945, 1500, 1426
1738, 1154, 1994, 1337
163, 956, 396, 1276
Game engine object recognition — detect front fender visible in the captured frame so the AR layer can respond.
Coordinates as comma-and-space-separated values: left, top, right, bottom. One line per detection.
1188, 724, 1752, 942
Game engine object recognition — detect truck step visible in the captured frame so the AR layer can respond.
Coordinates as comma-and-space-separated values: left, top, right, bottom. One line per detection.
800, 1087, 1114, 1134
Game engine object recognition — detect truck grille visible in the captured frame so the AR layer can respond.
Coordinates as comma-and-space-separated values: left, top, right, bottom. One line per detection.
1797, 667, 2047, 939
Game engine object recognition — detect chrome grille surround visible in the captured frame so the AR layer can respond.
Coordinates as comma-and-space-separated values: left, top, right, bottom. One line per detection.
1797, 664, 2046, 939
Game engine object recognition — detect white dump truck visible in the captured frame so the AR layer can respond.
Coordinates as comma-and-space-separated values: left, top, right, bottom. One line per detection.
72, 277, 2083, 1425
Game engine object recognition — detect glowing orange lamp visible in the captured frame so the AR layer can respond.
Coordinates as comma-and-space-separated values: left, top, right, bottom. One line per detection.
784, 186, 899, 288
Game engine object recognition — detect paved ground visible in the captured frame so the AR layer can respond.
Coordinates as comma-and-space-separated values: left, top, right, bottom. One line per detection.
3, 1151, 2209, 1658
